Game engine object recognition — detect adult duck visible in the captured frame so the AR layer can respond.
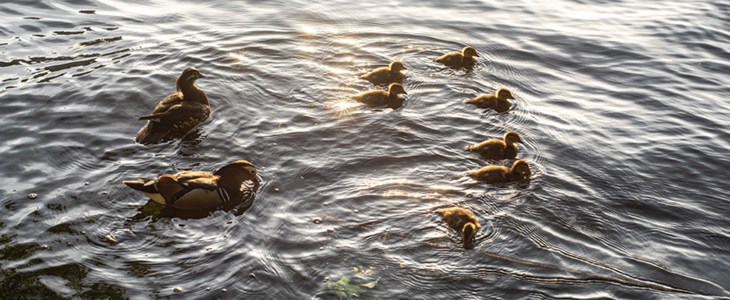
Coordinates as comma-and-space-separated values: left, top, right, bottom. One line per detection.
123, 160, 259, 211
135, 67, 211, 144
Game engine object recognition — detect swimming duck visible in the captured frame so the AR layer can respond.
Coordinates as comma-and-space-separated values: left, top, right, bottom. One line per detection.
359, 61, 405, 85
135, 67, 211, 145
123, 160, 259, 211
467, 131, 522, 160
464, 88, 514, 113
466, 159, 531, 183
436, 207, 481, 249
352, 83, 407, 108
434, 46, 479, 69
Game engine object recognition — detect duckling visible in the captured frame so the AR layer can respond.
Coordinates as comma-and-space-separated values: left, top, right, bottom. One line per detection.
464, 88, 514, 113
466, 159, 531, 183
359, 60, 405, 85
434, 46, 479, 69
135, 67, 211, 145
467, 131, 522, 160
123, 160, 259, 211
352, 83, 407, 108
436, 207, 481, 249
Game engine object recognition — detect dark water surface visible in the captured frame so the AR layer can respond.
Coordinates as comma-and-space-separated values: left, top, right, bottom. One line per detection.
1, 0, 729, 298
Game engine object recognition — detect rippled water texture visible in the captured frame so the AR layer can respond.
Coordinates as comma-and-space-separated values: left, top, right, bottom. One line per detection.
1, 0, 729, 298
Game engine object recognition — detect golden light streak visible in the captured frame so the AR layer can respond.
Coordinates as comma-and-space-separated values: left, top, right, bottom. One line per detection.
328, 97, 361, 119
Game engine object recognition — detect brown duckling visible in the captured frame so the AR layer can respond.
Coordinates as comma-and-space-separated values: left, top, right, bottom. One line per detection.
464, 88, 514, 113
466, 159, 531, 183
352, 83, 407, 108
359, 60, 405, 85
467, 131, 522, 160
123, 160, 259, 211
434, 46, 479, 69
135, 67, 211, 145
436, 207, 481, 249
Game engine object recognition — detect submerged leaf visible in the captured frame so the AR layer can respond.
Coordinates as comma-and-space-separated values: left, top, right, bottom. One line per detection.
326, 275, 379, 298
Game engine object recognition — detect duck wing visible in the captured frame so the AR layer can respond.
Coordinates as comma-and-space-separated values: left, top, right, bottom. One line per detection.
464, 95, 496, 109
434, 52, 462, 66
175, 171, 219, 190
353, 90, 387, 106
135, 101, 210, 144
139, 93, 183, 120
360, 67, 391, 85
163, 171, 226, 210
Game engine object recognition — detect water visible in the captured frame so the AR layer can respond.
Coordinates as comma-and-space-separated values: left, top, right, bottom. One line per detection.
1, 0, 729, 298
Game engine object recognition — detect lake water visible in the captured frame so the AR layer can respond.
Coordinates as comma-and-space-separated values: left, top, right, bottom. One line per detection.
1, 0, 729, 298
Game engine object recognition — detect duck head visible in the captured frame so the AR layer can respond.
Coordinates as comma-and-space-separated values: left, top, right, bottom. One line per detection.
176, 67, 206, 90
462, 46, 479, 58
504, 131, 522, 145
388, 83, 407, 97
214, 160, 259, 191
510, 160, 531, 180
496, 88, 514, 100
462, 222, 478, 249
389, 61, 405, 72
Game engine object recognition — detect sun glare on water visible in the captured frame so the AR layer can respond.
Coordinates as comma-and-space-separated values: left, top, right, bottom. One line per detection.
329, 98, 361, 119
228, 51, 249, 63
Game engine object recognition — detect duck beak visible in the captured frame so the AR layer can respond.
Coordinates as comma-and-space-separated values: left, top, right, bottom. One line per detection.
198, 73, 206, 78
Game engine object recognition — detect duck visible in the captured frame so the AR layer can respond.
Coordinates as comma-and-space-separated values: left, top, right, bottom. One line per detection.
123, 160, 259, 211
434, 46, 479, 69
467, 131, 522, 160
352, 83, 407, 108
466, 159, 531, 184
464, 88, 514, 113
135, 67, 211, 145
436, 207, 481, 249
359, 60, 405, 85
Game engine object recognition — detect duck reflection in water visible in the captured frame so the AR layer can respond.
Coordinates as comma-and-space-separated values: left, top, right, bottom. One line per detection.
135, 67, 211, 145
